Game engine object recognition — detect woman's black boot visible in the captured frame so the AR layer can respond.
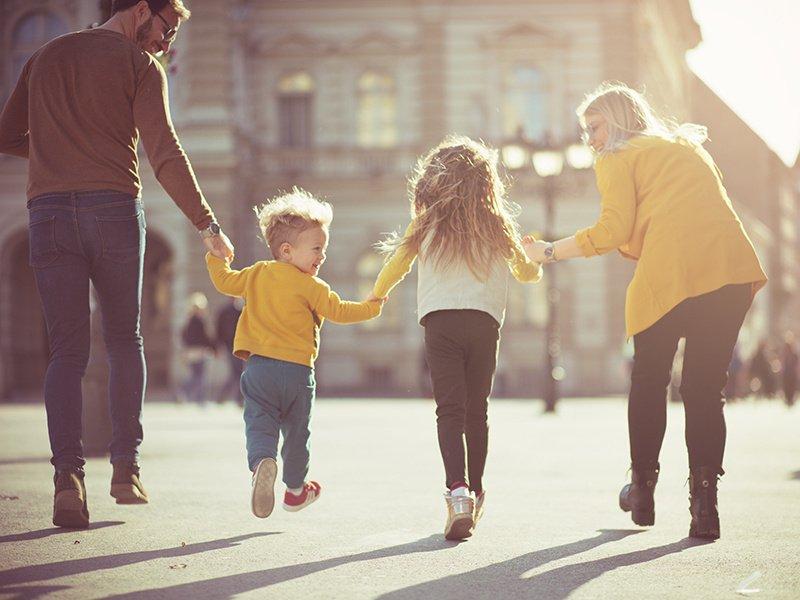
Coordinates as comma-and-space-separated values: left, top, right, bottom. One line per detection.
619, 466, 659, 526
689, 466, 720, 539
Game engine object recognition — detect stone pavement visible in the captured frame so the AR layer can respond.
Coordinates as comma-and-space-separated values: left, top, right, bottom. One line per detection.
0, 398, 798, 599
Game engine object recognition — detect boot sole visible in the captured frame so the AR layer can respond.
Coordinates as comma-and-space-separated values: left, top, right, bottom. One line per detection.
252, 458, 277, 518
110, 483, 149, 505
444, 514, 474, 540
690, 517, 720, 539
53, 489, 89, 529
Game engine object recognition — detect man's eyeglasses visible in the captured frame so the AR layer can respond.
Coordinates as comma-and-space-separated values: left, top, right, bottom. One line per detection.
152, 11, 177, 41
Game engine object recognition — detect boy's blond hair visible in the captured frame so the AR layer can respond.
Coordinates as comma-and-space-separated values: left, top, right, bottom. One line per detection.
379, 135, 526, 281
254, 188, 333, 259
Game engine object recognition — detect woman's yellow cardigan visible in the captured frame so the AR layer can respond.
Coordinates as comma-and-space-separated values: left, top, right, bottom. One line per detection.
574, 136, 767, 337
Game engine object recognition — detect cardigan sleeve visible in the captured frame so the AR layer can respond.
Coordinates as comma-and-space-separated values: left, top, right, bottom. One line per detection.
372, 224, 418, 298
575, 153, 637, 256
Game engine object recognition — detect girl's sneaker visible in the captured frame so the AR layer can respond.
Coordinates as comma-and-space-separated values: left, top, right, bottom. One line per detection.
251, 458, 277, 518
283, 481, 321, 512
473, 490, 485, 529
444, 487, 474, 540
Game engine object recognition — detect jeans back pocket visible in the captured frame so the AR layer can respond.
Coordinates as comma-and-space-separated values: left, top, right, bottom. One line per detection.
28, 215, 59, 268
96, 211, 145, 264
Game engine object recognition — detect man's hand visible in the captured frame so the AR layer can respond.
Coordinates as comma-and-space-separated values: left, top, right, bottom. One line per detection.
204, 230, 234, 261
522, 235, 548, 263
366, 293, 388, 305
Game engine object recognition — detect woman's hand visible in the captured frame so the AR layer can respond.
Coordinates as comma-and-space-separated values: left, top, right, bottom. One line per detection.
522, 235, 549, 263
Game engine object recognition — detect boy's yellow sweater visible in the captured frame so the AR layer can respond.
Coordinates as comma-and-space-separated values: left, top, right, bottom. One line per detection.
206, 253, 381, 367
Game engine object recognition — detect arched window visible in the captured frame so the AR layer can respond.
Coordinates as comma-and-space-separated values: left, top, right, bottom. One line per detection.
9, 11, 68, 84
277, 71, 314, 148
503, 65, 547, 142
357, 71, 397, 148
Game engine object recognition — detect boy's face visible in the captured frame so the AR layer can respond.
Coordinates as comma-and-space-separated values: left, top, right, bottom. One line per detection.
283, 225, 328, 276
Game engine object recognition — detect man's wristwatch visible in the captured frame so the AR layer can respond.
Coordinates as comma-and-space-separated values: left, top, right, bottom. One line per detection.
543, 242, 557, 263
199, 221, 221, 239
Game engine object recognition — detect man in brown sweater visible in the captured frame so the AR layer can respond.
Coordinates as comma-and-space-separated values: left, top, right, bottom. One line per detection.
0, 0, 234, 528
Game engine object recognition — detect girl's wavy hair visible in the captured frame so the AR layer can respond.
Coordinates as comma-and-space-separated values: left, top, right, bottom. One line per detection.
577, 81, 707, 154
378, 135, 526, 281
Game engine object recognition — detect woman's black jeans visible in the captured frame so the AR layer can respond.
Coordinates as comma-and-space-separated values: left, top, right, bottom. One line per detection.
629, 283, 753, 475
28, 191, 146, 472
423, 309, 500, 493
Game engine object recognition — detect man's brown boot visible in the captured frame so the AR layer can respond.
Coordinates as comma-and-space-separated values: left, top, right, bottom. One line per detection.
110, 461, 149, 504
53, 469, 90, 528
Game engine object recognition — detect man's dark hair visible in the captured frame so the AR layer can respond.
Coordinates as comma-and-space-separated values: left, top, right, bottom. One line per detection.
111, 0, 191, 19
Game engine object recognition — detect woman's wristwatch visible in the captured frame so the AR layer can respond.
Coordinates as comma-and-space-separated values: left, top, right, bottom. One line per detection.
543, 242, 557, 263
198, 221, 221, 239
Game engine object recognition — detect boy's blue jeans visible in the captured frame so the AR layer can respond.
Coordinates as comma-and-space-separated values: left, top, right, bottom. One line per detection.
240, 355, 315, 488
27, 191, 146, 471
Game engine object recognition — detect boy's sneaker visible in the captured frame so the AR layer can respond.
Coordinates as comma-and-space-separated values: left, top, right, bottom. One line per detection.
53, 469, 89, 529
251, 458, 278, 518
283, 481, 321, 512
444, 486, 474, 540
110, 461, 149, 504
473, 490, 486, 529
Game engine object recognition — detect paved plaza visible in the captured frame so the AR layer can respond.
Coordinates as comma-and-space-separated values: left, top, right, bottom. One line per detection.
0, 398, 798, 599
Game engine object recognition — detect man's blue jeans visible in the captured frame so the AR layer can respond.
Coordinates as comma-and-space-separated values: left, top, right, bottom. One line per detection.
240, 355, 315, 488
27, 191, 146, 471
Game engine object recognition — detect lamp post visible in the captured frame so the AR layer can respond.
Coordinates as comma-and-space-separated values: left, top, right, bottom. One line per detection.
501, 131, 593, 412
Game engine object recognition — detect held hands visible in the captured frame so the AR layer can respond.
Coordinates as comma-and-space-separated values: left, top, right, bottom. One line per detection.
522, 235, 550, 264
365, 293, 388, 305
204, 229, 235, 262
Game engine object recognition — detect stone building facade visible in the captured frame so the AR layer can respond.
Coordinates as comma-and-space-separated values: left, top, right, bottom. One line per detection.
2, 0, 790, 401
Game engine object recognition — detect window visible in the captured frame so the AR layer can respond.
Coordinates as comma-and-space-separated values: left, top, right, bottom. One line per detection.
278, 71, 314, 148
9, 11, 69, 90
503, 65, 547, 142
357, 71, 398, 148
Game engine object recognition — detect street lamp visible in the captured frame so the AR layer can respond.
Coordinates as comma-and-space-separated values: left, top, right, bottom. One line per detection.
501, 130, 594, 412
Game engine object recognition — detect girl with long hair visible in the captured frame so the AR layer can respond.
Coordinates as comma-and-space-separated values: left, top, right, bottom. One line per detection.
371, 135, 541, 540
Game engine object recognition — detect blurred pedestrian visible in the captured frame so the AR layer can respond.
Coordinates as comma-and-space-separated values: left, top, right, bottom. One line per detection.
748, 340, 773, 399
0, 0, 234, 529
179, 292, 216, 405
781, 333, 798, 408
216, 296, 244, 405
523, 82, 767, 539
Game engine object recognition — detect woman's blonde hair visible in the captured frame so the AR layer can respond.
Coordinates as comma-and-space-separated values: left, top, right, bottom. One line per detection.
379, 135, 526, 281
576, 81, 707, 153
254, 187, 333, 259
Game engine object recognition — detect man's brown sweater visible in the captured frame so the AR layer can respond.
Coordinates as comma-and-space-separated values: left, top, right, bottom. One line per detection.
0, 28, 214, 230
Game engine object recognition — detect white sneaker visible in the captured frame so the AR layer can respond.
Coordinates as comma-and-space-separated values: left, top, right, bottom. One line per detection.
251, 458, 277, 518
444, 490, 474, 540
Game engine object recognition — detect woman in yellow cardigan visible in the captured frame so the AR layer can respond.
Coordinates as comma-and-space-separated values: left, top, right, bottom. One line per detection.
523, 83, 767, 540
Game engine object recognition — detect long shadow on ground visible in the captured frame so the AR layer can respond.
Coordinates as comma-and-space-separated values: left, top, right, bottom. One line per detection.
104, 533, 462, 599
0, 521, 125, 543
0, 532, 277, 589
103, 529, 650, 599
378, 532, 712, 599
